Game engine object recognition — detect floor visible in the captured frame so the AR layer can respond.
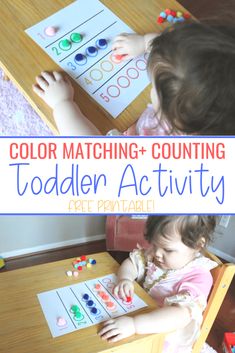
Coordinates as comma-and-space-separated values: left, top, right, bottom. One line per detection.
1, 240, 235, 353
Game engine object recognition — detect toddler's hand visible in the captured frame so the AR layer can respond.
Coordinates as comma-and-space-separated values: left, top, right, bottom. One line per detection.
112, 33, 145, 59
113, 279, 134, 301
33, 71, 74, 109
98, 316, 135, 342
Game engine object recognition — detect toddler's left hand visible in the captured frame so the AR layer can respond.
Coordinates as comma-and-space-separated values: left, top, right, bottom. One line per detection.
33, 71, 74, 109
98, 316, 135, 342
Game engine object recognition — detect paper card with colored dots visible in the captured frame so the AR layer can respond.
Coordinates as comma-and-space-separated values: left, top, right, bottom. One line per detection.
25, 0, 150, 118
37, 273, 147, 337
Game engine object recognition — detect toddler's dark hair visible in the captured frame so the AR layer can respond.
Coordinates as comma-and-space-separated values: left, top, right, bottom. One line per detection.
148, 21, 235, 135
144, 216, 217, 249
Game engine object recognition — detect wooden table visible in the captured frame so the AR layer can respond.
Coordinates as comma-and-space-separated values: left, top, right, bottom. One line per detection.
0, 252, 165, 353
0, 0, 188, 135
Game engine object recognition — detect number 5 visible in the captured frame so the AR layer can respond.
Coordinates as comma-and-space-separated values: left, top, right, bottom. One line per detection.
100, 93, 110, 102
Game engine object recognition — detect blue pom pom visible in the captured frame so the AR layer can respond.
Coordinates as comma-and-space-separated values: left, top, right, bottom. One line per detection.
87, 300, 94, 307
166, 14, 174, 22
83, 293, 89, 300
159, 11, 167, 18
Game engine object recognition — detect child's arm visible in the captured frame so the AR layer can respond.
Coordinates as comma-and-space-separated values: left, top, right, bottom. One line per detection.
33, 71, 100, 135
112, 33, 159, 59
99, 304, 191, 343
113, 258, 138, 300
133, 304, 191, 333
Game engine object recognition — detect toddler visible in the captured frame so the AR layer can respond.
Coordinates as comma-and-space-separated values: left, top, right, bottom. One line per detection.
33, 20, 235, 135
98, 215, 218, 353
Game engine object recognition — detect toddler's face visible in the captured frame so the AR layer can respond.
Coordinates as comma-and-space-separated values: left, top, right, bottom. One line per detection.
150, 229, 198, 270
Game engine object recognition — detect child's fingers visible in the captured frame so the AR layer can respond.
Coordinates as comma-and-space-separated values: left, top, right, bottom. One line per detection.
35, 75, 49, 90
98, 321, 116, 337
129, 287, 134, 298
124, 286, 131, 298
53, 71, 63, 81
118, 286, 127, 300
63, 75, 73, 86
100, 327, 120, 341
115, 33, 130, 40
123, 284, 133, 298
112, 36, 124, 43
112, 47, 128, 55
41, 71, 55, 84
32, 84, 45, 98
107, 333, 123, 343
111, 41, 125, 52
113, 285, 120, 298
112, 35, 131, 48
112, 36, 126, 45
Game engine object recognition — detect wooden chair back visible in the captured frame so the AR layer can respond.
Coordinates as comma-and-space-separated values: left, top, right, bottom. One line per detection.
192, 251, 235, 352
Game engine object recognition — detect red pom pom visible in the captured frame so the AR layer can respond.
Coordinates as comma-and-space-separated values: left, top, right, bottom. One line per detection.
170, 10, 176, 17
81, 255, 86, 261
126, 296, 132, 302
157, 16, 165, 24
114, 54, 125, 60
165, 8, 171, 15
183, 12, 191, 19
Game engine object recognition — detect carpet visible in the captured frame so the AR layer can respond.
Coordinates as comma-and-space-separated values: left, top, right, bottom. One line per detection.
0, 70, 53, 136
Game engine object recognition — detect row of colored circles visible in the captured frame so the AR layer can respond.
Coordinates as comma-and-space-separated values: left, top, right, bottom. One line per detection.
60, 37, 107, 53
94, 282, 113, 295
66, 51, 122, 72
70, 305, 84, 321
59, 32, 83, 51
93, 61, 147, 101
83, 53, 147, 86
74, 39, 108, 65
82, 293, 98, 314
98, 56, 148, 101
89, 61, 145, 82
94, 286, 116, 311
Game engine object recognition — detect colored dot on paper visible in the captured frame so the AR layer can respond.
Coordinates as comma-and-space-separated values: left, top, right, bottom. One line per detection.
71, 305, 80, 313
87, 300, 94, 307
83, 293, 89, 300
74, 53, 87, 65
91, 307, 98, 314
106, 301, 116, 310
96, 38, 108, 49
44, 26, 57, 36
59, 39, 71, 50
94, 283, 101, 290
86, 46, 98, 57
56, 317, 67, 327
70, 32, 83, 43
74, 311, 83, 320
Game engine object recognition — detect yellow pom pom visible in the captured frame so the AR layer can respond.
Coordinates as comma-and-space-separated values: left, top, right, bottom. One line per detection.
0, 257, 5, 269
176, 11, 183, 18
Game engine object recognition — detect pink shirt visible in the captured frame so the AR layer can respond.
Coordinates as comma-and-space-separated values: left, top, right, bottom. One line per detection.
129, 249, 218, 353
145, 261, 214, 307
